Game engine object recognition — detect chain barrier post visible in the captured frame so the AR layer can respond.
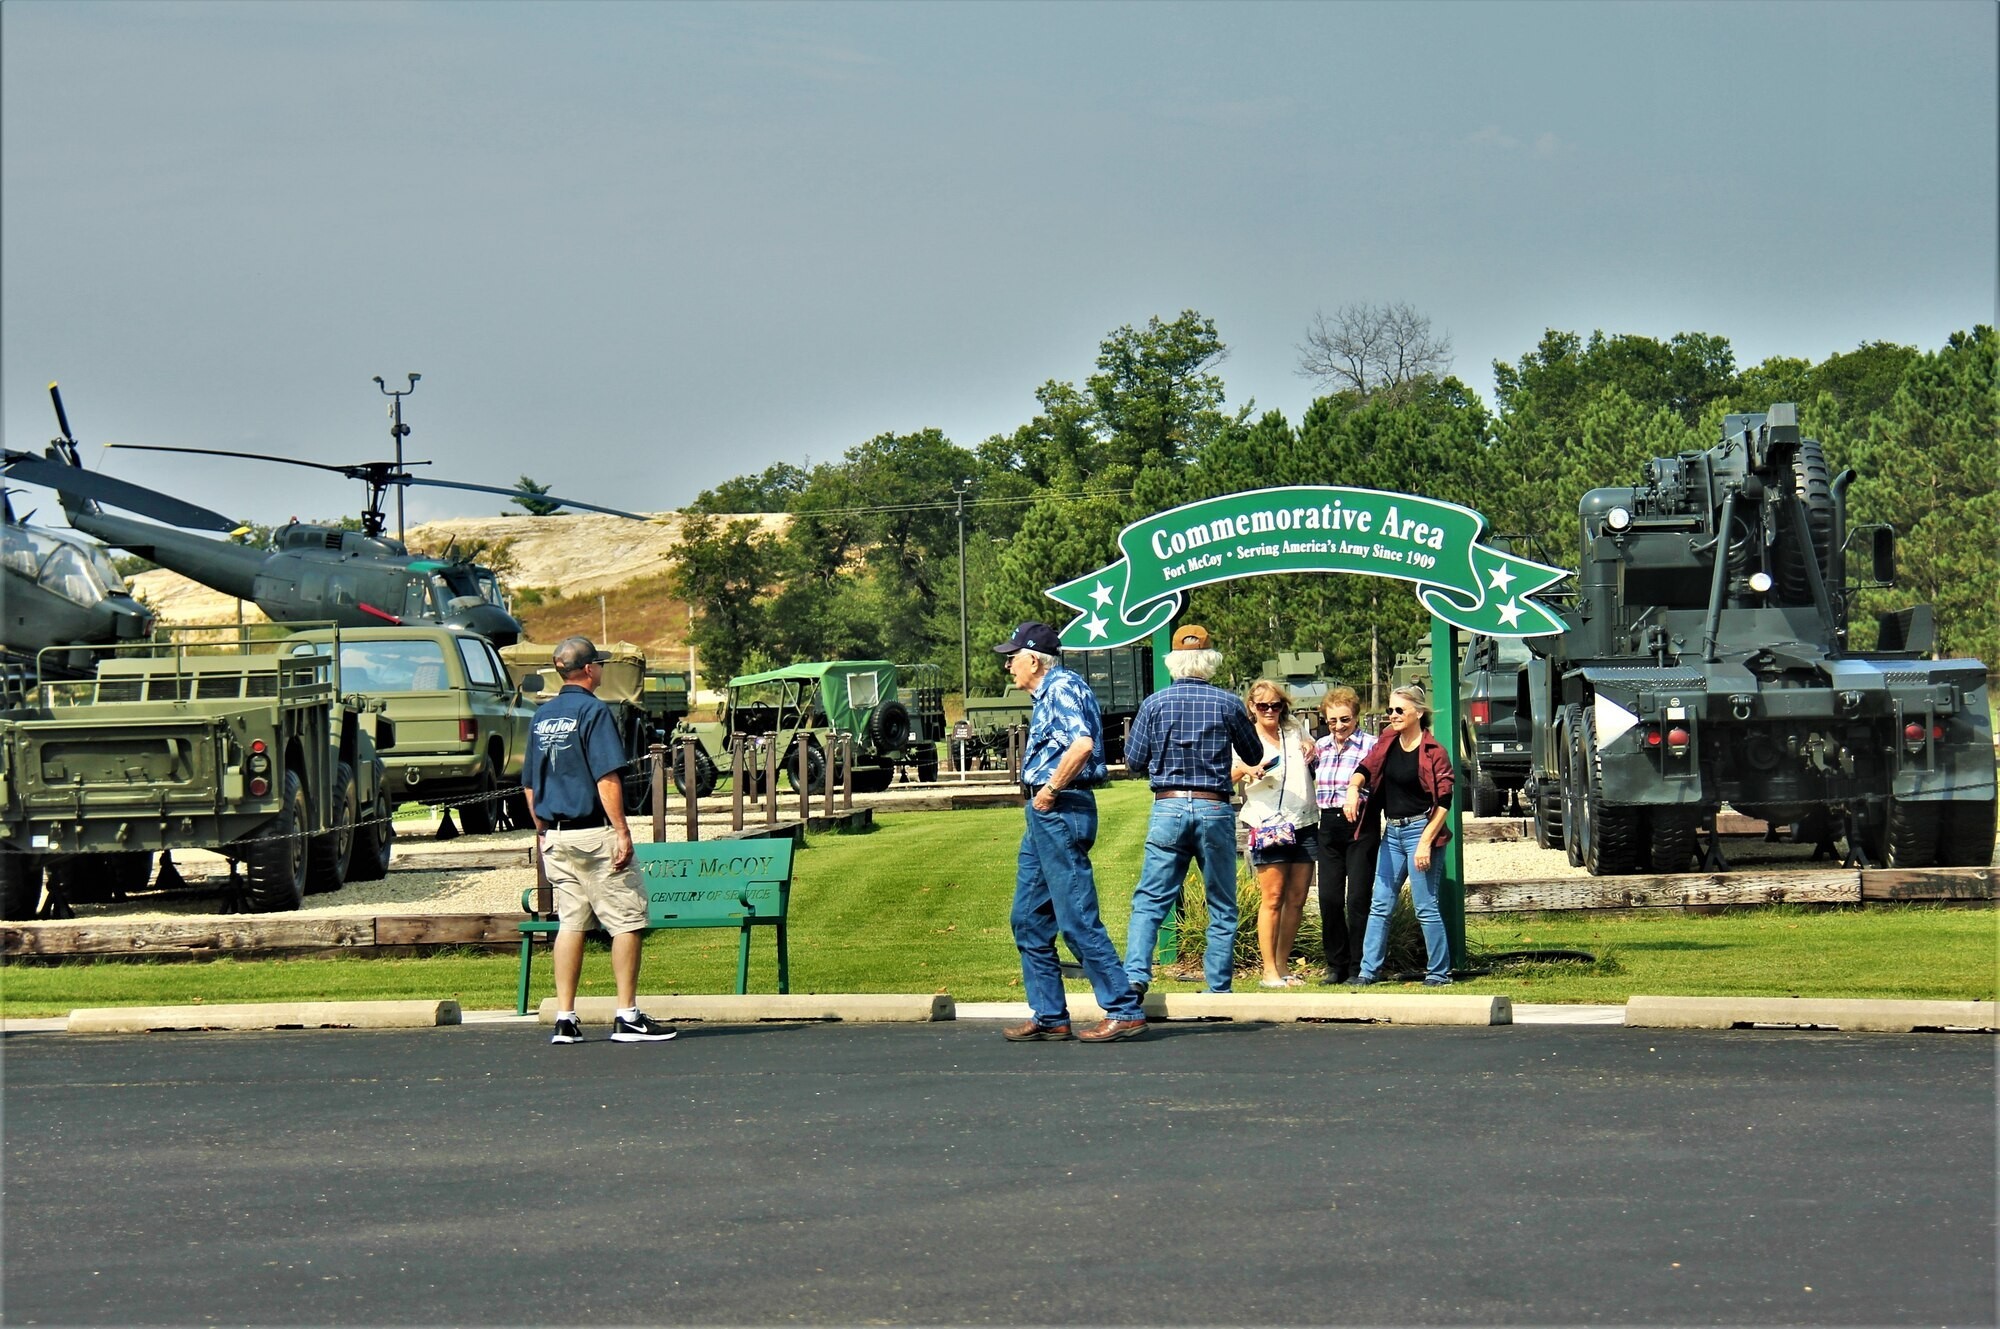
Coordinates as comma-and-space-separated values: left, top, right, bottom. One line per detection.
649, 743, 666, 843
762, 737, 778, 827
682, 738, 701, 842
795, 740, 810, 822
821, 735, 835, 819
730, 735, 747, 831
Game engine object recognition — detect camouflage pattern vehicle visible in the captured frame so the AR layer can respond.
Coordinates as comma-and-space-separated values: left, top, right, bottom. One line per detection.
672, 660, 946, 796
500, 639, 692, 815
1524, 403, 1995, 873
0, 626, 394, 919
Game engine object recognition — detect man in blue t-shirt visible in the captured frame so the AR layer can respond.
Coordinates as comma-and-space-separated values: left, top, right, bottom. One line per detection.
524, 636, 675, 1046
994, 621, 1148, 1043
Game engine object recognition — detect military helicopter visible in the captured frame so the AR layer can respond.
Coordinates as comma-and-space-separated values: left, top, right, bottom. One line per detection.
39, 382, 649, 647
1, 405, 242, 688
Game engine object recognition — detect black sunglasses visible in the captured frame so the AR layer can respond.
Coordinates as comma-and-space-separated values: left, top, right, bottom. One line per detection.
1386, 706, 1410, 715
1252, 701, 1285, 713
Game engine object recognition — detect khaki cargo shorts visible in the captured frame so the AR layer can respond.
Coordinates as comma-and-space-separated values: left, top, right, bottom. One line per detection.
541, 825, 648, 936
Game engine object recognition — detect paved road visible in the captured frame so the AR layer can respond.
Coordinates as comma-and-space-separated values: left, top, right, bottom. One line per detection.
3, 1022, 1992, 1325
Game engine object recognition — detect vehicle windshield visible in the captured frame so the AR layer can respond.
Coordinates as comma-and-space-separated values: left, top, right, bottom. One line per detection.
337, 639, 450, 692
1492, 637, 1533, 665
5, 526, 120, 608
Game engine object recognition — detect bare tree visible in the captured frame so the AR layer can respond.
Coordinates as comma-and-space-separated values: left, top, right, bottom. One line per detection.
1295, 301, 1454, 398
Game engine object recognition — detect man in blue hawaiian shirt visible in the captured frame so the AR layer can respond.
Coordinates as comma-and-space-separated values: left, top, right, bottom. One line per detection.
994, 621, 1148, 1043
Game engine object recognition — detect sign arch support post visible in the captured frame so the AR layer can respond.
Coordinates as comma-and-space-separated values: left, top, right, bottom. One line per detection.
1047, 485, 1567, 975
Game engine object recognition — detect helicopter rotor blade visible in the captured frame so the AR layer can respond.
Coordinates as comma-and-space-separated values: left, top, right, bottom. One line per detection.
0, 451, 242, 532
399, 475, 652, 522
104, 442, 433, 481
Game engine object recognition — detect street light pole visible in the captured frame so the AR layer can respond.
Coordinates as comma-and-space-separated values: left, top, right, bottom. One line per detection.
373, 373, 420, 543
953, 478, 973, 698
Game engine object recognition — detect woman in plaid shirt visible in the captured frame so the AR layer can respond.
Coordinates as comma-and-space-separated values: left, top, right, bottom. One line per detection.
1310, 686, 1379, 984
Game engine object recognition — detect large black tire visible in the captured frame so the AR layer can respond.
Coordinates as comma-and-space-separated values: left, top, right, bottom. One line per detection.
241, 770, 309, 913
1582, 710, 1642, 875
1648, 806, 1701, 874
306, 761, 357, 895
670, 745, 720, 800
783, 737, 827, 794
1, 848, 44, 920
1470, 758, 1502, 818
851, 765, 894, 794
914, 745, 940, 784
1533, 783, 1563, 850
1936, 794, 1998, 867
457, 761, 499, 836
622, 719, 657, 817
348, 779, 395, 882
1774, 437, 1835, 604
1881, 796, 1941, 868
1561, 710, 1586, 867
868, 701, 911, 755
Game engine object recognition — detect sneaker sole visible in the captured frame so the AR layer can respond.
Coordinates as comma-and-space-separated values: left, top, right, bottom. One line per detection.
610, 1030, 678, 1042
1002, 1029, 1074, 1042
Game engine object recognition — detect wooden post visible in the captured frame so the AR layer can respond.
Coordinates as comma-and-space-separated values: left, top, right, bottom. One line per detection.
681, 738, 700, 843
821, 736, 835, 819
763, 737, 778, 826
795, 740, 810, 821
730, 736, 746, 832
841, 733, 854, 811
649, 743, 666, 844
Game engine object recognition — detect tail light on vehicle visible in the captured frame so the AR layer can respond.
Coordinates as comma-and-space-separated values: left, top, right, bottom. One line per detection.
248, 776, 269, 797
459, 718, 478, 743
1468, 700, 1491, 727
1903, 721, 1945, 752
1666, 726, 1690, 756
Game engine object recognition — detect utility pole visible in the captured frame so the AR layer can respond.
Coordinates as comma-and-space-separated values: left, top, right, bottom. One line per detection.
953, 478, 973, 698
373, 373, 419, 543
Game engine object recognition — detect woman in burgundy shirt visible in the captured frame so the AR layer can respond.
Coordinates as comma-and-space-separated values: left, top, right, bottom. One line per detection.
1340, 683, 1455, 986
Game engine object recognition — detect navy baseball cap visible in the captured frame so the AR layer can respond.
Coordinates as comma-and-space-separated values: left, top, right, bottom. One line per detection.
994, 621, 1062, 655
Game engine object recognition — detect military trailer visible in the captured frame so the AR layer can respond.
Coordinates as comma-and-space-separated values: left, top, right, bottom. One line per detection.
1524, 403, 1995, 873
671, 660, 945, 796
499, 640, 692, 817
0, 627, 394, 919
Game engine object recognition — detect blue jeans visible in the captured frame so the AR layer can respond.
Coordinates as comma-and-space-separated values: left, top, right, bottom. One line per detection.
1012, 791, 1146, 1027
1124, 796, 1241, 992
1358, 817, 1452, 983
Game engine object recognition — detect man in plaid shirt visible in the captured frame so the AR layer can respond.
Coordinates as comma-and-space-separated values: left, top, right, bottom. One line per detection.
1120, 623, 1264, 995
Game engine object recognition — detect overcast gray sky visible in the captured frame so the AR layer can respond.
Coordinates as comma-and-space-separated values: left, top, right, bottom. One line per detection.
4, 0, 1993, 529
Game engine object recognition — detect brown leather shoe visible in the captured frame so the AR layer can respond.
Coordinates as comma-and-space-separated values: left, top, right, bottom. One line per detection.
1077, 1017, 1148, 1042
1002, 1018, 1073, 1041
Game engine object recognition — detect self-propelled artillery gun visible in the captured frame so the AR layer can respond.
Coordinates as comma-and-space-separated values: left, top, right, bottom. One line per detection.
1525, 403, 1995, 873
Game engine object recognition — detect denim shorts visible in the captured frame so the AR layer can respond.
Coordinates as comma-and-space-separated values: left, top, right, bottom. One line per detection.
1249, 821, 1318, 867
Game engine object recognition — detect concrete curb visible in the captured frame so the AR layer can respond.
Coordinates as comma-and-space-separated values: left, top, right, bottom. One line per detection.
542, 993, 954, 1023
1070, 991, 1512, 1026
65, 1000, 463, 1034
1625, 995, 1997, 1033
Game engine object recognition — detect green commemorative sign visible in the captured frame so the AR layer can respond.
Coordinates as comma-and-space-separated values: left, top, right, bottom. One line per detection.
1045, 486, 1568, 649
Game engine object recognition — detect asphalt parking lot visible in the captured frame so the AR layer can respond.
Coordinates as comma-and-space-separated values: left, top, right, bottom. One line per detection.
3, 1021, 1993, 1325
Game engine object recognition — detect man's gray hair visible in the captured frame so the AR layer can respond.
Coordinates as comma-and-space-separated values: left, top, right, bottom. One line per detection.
1017, 647, 1059, 672
1164, 647, 1222, 681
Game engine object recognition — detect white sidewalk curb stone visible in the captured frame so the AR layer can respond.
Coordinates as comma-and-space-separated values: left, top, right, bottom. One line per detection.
1625, 995, 1997, 1032
1061, 991, 1512, 1026
65, 1000, 463, 1034
544, 993, 955, 1023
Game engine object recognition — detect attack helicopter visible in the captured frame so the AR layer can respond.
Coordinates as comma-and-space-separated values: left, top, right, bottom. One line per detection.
39, 382, 650, 647
2, 407, 242, 689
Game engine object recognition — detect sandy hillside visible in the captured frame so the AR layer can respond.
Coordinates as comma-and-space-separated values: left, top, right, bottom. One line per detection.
126, 510, 787, 628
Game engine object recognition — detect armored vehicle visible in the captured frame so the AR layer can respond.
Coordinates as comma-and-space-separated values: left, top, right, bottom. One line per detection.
1525, 403, 1995, 873
672, 660, 945, 796
0, 627, 394, 918
1461, 634, 1532, 816
288, 626, 537, 834
499, 640, 692, 816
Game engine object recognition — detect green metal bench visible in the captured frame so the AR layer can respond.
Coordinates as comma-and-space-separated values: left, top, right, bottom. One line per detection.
517, 839, 795, 1015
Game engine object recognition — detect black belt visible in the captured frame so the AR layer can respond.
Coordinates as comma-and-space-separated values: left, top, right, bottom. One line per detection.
1155, 788, 1227, 801
1022, 782, 1099, 798
1385, 812, 1431, 827
546, 813, 608, 830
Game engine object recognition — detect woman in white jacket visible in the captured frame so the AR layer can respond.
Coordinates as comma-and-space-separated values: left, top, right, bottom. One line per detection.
1233, 680, 1320, 987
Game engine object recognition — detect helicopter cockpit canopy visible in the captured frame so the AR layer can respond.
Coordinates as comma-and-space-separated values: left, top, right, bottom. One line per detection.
3, 524, 129, 609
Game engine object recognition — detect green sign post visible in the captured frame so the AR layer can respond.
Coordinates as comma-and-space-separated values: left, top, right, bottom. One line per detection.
1048, 486, 1567, 970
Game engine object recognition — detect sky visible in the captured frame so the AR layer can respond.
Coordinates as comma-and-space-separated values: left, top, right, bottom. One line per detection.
4, 0, 1994, 531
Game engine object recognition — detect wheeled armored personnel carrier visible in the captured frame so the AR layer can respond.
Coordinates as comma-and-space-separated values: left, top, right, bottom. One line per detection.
1525, 403, 1994, 873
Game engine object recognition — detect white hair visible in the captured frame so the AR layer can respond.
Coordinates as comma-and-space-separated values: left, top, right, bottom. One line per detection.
1017, 648, 1059, 671
1164, 647, 1222, 681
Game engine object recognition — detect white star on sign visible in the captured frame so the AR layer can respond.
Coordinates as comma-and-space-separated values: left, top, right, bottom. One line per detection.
1487, 564, 1516, 594
1495, 600, 1524, 627
1089, 581, 1114, 609
1085, 614, 1110, 639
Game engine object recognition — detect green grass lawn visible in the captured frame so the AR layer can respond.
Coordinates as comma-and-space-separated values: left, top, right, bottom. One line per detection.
3, 781, 1995, 1015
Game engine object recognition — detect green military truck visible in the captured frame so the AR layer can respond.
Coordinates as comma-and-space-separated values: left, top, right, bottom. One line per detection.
672, 659, 946, 796
291, 626, 537, 834
0, 627, 394, 919
498, 640, 693, 816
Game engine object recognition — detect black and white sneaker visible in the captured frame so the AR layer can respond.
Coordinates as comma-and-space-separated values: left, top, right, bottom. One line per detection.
610, 1012, 678, 1043
550, 1016, 584, 1044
